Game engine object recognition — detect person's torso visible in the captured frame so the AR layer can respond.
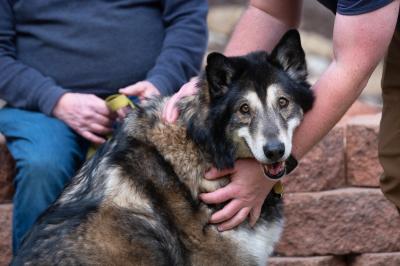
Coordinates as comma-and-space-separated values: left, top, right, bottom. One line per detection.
13, 0, 166, 94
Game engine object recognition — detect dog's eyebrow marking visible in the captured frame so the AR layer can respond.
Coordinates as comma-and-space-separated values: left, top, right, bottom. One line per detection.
266, 84, 280, 109
244, 91, 263, 112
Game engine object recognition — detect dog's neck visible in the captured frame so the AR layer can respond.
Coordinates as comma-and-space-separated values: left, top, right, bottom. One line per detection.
125, 88, 228, 199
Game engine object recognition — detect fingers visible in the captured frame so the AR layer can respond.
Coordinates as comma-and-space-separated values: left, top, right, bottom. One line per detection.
89, 123, 112, 135
209, 199, 242, 224
199, 185, 236, 205
119, 84, 144, 97
162, 93, 181, 123
162, 77, 200, 123
249, 206, 262, 227
217, 207, 251, 231
90, 97, 112, 117
81, 130, 106, 145
91, 113, 114, 127
205, 167, 235, 179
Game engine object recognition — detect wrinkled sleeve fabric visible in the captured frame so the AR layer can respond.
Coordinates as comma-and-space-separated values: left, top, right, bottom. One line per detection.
337, 0, 394, 15
318, 0, 394, 15
0, 0, 66, 116
146, 0, 208, 96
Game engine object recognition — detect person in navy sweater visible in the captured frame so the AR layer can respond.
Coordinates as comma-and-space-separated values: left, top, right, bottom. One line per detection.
0, 0, 208, 253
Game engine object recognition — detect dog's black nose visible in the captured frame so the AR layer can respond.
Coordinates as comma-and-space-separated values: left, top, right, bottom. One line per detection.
263, 141, 285, 161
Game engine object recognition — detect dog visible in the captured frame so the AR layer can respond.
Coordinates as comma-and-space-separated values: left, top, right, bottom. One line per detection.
12, 30, 314, 266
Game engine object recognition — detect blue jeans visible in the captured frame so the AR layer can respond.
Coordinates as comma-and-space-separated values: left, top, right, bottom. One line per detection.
0, 108, 89, 254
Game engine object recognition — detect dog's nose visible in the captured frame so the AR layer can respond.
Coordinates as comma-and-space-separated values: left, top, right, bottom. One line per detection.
263, 141, 285, 161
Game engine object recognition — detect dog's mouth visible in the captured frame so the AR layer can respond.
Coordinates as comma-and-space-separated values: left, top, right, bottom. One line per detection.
262, 162, 285, 179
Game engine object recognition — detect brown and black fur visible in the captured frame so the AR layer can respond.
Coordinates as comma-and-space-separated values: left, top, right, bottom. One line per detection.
12, 30, 314, 266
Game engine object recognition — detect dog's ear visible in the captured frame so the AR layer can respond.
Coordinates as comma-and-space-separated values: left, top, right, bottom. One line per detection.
205, 52, 235, 98
270, 30, 307, 81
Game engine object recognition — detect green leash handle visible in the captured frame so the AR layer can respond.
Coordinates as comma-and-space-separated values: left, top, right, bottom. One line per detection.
86, 94, 135, 159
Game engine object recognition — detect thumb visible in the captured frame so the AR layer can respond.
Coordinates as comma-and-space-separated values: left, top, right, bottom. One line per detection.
205, 167, 235, 180
249, 206, 262, 227
119, 85, 144, 97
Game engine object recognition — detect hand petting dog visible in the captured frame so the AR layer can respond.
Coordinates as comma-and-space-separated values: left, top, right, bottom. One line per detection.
163, 81, 277, 231
200, 159, 277, 231
119, 80, 160, 101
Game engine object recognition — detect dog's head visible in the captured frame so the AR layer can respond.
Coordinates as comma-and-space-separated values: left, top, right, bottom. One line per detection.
188, 30, 314, 178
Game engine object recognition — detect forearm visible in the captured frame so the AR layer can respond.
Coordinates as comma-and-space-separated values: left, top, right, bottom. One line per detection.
225, 0, 302, 56
291, 61, 370, 158
292, 2, 399, 158
146, 0, 208, 95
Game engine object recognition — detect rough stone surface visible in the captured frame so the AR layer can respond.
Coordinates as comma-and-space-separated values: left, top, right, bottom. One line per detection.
284, 126, 345, 192
276, 188, 400, 256
268, 256, 345, 266
0, 135, 14, 203
338, 100, 381, 126
0, 204, 12, 266
350, 253, 400, 266
346, 114, 382, 187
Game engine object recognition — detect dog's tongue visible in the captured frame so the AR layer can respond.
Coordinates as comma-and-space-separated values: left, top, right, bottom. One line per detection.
266, 162, 285, 176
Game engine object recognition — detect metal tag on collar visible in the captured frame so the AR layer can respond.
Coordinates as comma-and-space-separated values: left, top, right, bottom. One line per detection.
273, 181, 284, 197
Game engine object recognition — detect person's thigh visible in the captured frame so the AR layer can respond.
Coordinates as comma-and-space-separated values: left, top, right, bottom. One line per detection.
0, 107, 89, 253
379, 31, 400, 209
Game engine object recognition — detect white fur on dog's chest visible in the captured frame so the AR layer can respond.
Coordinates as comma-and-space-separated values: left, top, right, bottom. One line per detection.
223, 220, 283, 266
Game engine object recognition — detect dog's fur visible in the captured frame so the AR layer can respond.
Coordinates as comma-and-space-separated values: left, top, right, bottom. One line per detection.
13, 30, 314, 266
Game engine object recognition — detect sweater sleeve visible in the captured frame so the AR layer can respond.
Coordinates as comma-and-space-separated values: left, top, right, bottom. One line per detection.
0, 0, 66, 116
146, 0, 208, 96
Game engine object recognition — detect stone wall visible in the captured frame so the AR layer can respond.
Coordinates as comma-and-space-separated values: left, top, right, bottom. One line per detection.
1, 102, 399, 265
268, 104, 400, 265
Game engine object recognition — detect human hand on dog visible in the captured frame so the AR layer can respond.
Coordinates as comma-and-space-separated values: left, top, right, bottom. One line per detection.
118, 81, 160, 120
53, 93, 115, 144
119, 80, 160, 102
199, 159, 276, 231
162, 77, 199, 123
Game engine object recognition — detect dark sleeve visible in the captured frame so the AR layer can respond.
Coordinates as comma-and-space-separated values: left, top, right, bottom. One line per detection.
0, 0, 66, 115
146, 0, 208, 96
319, 0, 394, 15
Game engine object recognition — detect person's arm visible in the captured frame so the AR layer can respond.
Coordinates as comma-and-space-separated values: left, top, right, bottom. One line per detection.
200, 0, 399, 231
225, 0, 303, 55
145, 0, 208, 96
0, 0, 114, 144
0, 0, 66, 115
292, 0, 399, 159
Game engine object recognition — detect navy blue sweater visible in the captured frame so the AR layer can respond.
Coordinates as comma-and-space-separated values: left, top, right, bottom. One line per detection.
0, 0, 208, 115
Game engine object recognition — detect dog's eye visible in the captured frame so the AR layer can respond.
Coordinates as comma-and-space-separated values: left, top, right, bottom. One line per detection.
278, 97, 289, 108
240, 103, 250, 114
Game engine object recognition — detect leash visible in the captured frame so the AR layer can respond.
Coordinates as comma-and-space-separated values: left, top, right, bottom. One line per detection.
86, 94, 136, 159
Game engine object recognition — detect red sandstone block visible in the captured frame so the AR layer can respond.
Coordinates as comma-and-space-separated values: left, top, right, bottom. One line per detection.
337, 100, 381, 126
346, 114, 382, 187
284, 126, 345, 192
351, 252, 400, 266
276, 188, 400, 256
268, 256, 345, 266
0, 204, 12, 266
0, 135, 14, 203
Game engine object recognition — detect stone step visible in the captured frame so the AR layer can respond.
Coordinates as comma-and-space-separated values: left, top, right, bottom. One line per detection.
346, 114, 382, 187
0, 204, 12, 266
284, 125, 345, 192
0, 135, 14, 204
269, 256, 345, 266
351, 252, 400, 266
276, 188, 400, 256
